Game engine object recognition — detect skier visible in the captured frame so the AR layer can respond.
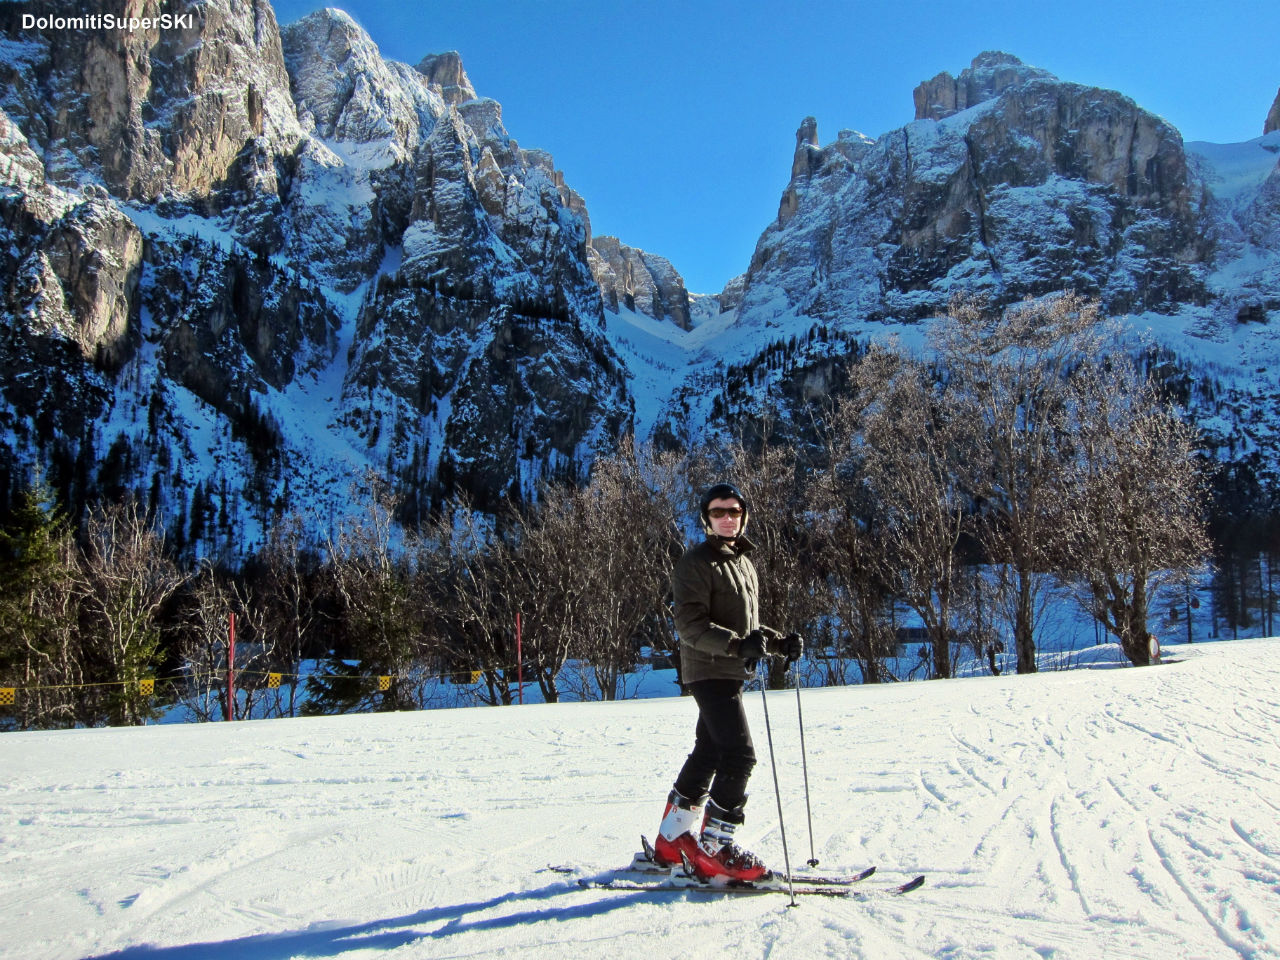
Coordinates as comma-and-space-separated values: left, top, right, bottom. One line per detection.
653, 482, 803, 881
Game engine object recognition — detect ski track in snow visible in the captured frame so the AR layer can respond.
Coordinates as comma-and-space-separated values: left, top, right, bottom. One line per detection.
2, 639, 1280, 959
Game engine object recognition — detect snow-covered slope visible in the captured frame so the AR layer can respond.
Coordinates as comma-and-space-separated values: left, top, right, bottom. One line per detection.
4, 637, 1278, 959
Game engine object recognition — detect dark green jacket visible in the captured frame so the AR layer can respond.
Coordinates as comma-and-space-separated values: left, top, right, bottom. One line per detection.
672, 535, 775, 684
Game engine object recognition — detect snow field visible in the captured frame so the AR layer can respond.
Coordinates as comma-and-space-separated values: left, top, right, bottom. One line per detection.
2, 638, 1279, 959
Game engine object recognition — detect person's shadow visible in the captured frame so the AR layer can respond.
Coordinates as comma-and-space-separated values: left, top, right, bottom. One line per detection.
85, 881, 652, 959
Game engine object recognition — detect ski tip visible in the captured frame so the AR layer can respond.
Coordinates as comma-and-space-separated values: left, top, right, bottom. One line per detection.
785, 864, 875, 885
895, 875, 925, 894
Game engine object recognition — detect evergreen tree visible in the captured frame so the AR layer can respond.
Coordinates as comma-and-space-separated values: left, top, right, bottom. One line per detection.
0, 477, 80, 729
0, 479, 70, 677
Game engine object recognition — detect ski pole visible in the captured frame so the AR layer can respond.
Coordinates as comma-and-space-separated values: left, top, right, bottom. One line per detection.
793, 664, 819, 868
757, 657, 797, 906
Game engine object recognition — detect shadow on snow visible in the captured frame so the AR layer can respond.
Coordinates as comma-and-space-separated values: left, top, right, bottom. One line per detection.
84, 881, 650, 959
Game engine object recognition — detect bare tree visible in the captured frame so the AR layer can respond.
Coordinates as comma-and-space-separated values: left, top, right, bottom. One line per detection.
1057, 348, 1210, 665
804, 432, 897, 685
417, 496, 520, 706
808, 363, 911, 686
840, 344, 976, 679
180, 563, 271, 721
509, 489, 591, 704
77, 499, 184, 725
933, 294, 1109, 674
316, 471, 425, 712
255, 515, 321, 717
563, 438, 685, 700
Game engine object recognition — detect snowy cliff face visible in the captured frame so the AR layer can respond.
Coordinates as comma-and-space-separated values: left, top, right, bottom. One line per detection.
739, 51, 1205, 330
590, 236, 692, 330
0, 0, 303, 204
614, 53, 1280, 475
0, 1, 630, 551
279, 10, 447, 291
342, 93, 629, 505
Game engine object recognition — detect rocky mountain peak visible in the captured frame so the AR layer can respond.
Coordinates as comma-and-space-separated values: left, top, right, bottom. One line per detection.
417, 51, 478, 106
590, 237, 692, 328
282, 9, 445, 155
792, 116, 821, 173
913, 51, 1055, 121
1266, 87, 1280, 135
0, 0, 302, 202
736, 49, 1206, 345
779, 116, 824, 224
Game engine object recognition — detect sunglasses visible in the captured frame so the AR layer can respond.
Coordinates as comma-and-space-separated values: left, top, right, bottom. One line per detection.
708, 507, 744, 519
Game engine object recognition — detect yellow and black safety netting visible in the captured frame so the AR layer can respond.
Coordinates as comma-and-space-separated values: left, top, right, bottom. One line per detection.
0, 670, 398, 705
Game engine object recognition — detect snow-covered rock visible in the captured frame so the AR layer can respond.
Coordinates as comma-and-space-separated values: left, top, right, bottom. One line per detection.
738, 52, 1204, 333
590, 236, 692, 329
0, 0, 304, 202
0, 0, 632, 544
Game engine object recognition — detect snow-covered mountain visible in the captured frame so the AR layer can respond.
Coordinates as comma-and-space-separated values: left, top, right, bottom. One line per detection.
0, 0, 632, 548
2, 4, 1279, 554
622, 53, 1280, 455
5, 636, 1279, 959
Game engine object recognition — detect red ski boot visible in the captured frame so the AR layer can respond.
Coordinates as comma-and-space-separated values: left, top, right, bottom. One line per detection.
683, 802, 769, 882
653, 790, 706, 867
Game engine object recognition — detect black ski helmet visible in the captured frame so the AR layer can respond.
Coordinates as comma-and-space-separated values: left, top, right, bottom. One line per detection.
700, 482, 749, 535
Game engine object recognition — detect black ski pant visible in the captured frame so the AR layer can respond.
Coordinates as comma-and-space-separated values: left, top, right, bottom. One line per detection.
674, 678, 756, 822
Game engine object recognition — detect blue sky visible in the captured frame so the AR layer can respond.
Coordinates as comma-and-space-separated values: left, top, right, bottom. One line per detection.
271, 0, 1280, 295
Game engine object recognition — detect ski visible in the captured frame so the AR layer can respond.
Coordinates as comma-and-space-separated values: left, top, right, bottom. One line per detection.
636, 835, 877, 886
558, 840, 922, 900
552, 836, 922, 900
887, 875, 926, 895
578, 874, 855, 898
576, 872, 924, 900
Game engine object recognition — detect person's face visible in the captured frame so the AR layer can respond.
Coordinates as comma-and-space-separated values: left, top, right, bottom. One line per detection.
707, 497, 745, 539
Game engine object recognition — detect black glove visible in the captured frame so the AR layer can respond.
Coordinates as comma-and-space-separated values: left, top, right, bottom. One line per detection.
738, 629, 768, 664
782, 632, 805, 664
